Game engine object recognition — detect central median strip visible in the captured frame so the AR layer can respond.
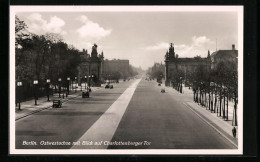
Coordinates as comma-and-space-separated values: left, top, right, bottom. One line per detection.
71, 79, 141, 149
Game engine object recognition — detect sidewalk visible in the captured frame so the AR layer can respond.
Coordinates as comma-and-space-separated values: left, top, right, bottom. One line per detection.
182, 86, 236, 124
162, 82, 238, 147
15, 85, 102, 120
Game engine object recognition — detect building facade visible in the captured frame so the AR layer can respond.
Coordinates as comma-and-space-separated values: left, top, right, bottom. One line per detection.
78, 44, 131, 85
210, 44, 238, 70
164, 43, 211, 86
78, 44, 104, 86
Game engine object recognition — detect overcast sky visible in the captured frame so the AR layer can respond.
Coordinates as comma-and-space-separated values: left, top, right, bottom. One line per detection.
17, 11, 238, 70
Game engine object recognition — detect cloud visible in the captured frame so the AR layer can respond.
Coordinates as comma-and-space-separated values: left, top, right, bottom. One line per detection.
76, 15, 88, 23
143, 42, 169, 51
26, 13, 66, 35
144, 36, 214, 58
175, 36, 214, 57
76, 15, 112, 42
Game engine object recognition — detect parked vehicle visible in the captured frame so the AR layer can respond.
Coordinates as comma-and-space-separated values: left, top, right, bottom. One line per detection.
161, 88, 165, 93
105, 84, 110, 88
53, 100, 62, 108
82, 91, 89, 98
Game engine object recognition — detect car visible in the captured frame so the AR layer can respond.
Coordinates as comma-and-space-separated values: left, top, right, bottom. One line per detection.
110, 85, 113, 89
161, 88, 165, 93
82, 91, 89, 98
105, 84, 110, 88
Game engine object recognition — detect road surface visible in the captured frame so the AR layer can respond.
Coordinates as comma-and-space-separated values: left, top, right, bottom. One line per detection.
15, 77, 236, 149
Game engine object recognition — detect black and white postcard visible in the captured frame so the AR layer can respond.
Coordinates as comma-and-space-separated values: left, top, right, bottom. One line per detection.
9, 6, 243, 155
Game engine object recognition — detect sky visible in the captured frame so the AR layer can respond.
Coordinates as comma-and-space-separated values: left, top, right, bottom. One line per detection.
16, 11, 238, 70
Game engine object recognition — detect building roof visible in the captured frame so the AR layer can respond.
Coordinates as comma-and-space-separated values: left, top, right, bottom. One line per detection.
211, 50, 238, 58
175, 57, 210, 62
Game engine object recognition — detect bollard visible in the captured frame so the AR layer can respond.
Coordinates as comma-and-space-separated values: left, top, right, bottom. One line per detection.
63, 93, 64, 99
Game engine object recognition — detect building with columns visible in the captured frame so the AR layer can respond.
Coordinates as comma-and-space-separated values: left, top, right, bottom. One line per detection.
78, 44, 104, 86
164, 43, 211, 86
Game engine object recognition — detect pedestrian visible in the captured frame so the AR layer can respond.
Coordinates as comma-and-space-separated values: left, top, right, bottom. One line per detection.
232, 127, 236, 138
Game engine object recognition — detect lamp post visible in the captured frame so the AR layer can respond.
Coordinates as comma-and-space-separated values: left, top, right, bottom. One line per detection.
80, 77, 82, 91
200, 82, 204, 106
180, 77, 182, 93
33, 80, 38, 105
17, 81, 22, 110
92, 75, 94, 86
46, 79, 50, 101
210, 82, 215, 112
67, 77, 70, 95
88, 75, 91, 88
233, 89, 238, 126
84, 76, 87, 89
75, 77, 77, 92
58, 78, 61, 98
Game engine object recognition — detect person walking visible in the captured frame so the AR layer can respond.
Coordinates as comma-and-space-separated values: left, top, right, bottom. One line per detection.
232, 127, 237, 138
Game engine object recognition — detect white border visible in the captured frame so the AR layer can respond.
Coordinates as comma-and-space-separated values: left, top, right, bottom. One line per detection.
9, 6, 243, 155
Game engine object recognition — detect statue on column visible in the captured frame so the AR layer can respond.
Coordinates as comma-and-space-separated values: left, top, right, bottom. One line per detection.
91, 43, 98, 58
169, 43, 175, 58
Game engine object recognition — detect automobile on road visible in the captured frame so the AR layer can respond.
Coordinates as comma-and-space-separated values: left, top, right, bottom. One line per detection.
82, 91, 89, 98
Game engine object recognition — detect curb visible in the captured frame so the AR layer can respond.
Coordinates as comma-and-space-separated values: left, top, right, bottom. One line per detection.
183, 102, 238, 148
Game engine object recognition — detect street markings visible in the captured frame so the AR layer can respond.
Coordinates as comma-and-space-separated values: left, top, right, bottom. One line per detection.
71, 79, 141, 149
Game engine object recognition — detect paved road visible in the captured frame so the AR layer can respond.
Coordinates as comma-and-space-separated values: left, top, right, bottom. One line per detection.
15, 80, 134, 149
15, 77, 236, 149
108, 79, 236, 149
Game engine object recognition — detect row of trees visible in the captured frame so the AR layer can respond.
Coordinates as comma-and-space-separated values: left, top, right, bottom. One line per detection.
146, 63, 165, 81
16, 16, 83, 101
172, 61, 238, 126
103, 65, 140, 82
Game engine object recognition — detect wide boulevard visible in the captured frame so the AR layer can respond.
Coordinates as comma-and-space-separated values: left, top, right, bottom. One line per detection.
16, 76, 236, 149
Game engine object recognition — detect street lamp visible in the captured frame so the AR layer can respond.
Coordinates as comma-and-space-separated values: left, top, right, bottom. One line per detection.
80, 76, 82, 91
84, 76, 87, 89
180, 77, 182, 93
67, 77, 70, 95
75, 77, 77, 92
17, 81, 22, 110
58, 78, 61, 98
92, 75, 94, 86
210, 82, 215, 112
33, 80, 38, 105
46, 79, 50, 101
88, 75, 91, 88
